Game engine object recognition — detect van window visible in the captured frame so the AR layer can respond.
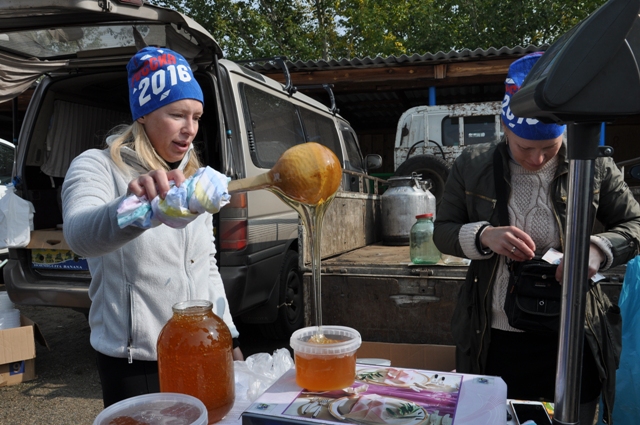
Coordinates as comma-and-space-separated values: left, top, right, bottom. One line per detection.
0, 141, 14, 185
340, 128, 364, 172
299, 109, 343, 164
442, 115, 498, 146
464, 115, 500, 145
241, 84, 305, 168
442, 117, 460, 147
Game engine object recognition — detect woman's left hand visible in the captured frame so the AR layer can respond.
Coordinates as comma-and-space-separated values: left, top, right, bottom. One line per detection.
554, 243, 605, 282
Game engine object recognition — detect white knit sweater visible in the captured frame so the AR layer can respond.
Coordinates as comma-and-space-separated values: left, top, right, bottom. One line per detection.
491, 156, 561, 331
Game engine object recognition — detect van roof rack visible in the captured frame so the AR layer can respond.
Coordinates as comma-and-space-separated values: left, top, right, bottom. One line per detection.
236, 56, 296, 95
296, 83, 339, 115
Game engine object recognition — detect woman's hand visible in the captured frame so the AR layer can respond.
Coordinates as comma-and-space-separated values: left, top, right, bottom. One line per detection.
480, 226, 536, 261
232, 347, 244, 361
127, 169, 186, 200
554, 243, 605, 282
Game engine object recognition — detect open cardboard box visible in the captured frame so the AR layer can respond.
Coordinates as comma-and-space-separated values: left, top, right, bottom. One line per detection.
356, 341, 456, 372
26, 229, 89, 270
26, 229, 72, 250
0, 314, 47, 387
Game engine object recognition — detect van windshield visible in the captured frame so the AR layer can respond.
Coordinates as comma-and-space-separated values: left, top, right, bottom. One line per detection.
0, 24, 191, 59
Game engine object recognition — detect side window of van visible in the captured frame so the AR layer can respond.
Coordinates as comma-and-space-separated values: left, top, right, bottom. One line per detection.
442, 115, 499, 146
442, 117, 460, 147
0, 140, 14, 185
464, 115, 500, 145
241, 84, 306, 168
340, 128, 364, 172
299, 109, 343, 164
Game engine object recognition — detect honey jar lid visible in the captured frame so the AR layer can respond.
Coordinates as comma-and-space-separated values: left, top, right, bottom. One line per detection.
290, 325, 362, 356
93, 392, 207, 425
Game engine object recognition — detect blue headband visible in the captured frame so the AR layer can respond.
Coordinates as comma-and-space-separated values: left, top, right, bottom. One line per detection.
501, 52, 565, 140
127, 47, 204, 121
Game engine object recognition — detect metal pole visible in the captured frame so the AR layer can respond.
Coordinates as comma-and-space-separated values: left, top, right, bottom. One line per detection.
553, 123, 601, 424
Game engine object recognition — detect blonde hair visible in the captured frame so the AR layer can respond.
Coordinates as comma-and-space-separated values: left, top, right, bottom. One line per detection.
108, 122, 201, 177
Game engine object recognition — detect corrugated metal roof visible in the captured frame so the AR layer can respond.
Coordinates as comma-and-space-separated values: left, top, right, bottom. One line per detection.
249, 45, 547, 72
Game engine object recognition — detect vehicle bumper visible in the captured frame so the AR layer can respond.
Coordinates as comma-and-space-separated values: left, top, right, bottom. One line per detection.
3, 259, 91, 310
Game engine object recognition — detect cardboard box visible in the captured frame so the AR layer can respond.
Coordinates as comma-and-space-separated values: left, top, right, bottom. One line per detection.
26, 229, 72, 250
356, 341, 456, 372
0, 315, 47, 387
27, 229, 89, 271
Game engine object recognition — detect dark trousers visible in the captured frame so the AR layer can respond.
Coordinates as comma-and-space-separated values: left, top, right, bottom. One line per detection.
485, 328, 601, 403
95, 349, 160, 408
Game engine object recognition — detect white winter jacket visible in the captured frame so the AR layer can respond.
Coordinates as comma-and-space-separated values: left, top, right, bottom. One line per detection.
62, 146, 238, 361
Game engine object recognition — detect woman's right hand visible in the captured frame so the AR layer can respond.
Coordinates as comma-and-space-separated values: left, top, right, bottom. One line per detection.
128, 169, 186, 200
480, 226, 536, 261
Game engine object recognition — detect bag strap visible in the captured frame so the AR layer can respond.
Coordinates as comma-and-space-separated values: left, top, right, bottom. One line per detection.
493, 146, 509, 227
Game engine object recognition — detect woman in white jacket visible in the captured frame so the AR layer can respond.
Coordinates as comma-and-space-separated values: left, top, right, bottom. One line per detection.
62, 46, 242, 407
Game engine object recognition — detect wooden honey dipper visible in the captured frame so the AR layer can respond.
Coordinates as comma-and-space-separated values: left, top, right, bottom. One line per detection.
227, 142, 342, 205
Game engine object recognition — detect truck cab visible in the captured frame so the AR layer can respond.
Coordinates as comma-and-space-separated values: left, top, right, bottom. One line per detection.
393, 101, 502, 203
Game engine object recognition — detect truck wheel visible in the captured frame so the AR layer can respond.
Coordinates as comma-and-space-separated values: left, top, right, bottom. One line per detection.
259, 250, 304, 340
394, 155, 450, 206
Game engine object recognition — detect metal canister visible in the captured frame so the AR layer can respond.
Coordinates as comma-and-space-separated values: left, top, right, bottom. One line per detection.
381, 173, 432, 245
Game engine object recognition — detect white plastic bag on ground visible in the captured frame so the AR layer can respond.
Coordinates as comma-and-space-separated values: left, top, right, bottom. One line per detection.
0, 184, 35, 248
234, 348, 294, 403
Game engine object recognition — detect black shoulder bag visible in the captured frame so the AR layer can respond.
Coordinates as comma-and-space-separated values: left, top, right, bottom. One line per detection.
494, 148, 561, 333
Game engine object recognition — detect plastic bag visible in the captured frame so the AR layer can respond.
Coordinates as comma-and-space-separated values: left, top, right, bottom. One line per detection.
597, 255, 640, 424
0, 184, 35, 248
234, 348, 294, 403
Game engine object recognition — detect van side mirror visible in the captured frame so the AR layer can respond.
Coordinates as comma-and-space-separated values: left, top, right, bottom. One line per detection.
366, 154, 382, 171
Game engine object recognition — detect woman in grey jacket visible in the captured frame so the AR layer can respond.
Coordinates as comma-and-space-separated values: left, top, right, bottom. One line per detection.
62, 47, 242, 407
434, 52, 640, 424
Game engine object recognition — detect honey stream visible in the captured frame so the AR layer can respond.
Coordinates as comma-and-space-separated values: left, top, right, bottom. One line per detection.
270, 190, 336, 340
228, 143, 342, 341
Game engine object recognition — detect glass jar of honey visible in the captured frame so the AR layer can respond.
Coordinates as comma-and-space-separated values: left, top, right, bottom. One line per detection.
157, 300, 234, 424
290, 326, 362, 391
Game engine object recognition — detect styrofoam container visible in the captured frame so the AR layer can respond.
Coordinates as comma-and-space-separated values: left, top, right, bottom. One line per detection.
93, 392, 208, 425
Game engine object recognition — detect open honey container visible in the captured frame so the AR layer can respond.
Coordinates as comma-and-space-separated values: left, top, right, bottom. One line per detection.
290, 326, 362, 391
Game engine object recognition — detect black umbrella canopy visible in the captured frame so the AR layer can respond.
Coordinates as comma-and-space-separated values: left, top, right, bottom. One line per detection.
511, 0, 640, 124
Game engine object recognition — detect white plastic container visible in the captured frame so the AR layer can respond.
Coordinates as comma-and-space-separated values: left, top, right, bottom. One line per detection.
93, 392, 208, 425
0, 291, 14, 311
290, 325, 361, 391
0, 308, 20, 330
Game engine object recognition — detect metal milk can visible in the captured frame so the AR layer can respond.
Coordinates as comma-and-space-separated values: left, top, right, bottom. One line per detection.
381, 173, 434, 245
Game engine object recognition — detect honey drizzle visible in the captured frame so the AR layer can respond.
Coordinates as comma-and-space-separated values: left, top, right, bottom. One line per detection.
270, 189, 337, 338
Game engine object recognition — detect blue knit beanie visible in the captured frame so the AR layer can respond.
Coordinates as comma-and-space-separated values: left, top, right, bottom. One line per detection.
127, 47, 204, 121
501, 52, 565, 140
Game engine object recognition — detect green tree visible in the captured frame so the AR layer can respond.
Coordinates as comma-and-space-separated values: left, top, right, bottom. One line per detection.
151, 0, 332, 60
150, 0, 608, 60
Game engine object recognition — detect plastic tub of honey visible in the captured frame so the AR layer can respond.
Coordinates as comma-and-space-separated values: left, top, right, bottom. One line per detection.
290, 325, 362, 391
93, 392, 207, 425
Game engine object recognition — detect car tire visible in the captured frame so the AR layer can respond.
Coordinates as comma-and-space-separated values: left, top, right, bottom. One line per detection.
259, 250, 304, 340
394, 154, 450, 206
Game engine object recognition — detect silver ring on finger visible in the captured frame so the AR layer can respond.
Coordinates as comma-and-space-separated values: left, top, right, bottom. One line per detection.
511, 246, 517, 253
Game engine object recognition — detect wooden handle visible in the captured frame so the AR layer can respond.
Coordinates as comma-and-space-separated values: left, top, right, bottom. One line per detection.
228, 172, 272, 193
